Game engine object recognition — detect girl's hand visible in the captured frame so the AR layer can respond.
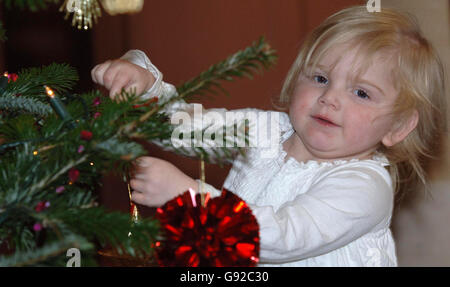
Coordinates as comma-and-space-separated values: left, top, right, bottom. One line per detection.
91, 59, 156, 100
130, 157, 199, 207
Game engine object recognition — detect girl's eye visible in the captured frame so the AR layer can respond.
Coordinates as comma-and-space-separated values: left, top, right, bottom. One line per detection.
354, 89, 370, 100
313, 75, 328, 84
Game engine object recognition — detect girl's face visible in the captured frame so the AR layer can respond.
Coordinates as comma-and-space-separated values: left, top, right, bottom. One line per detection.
288, 45, 399, 160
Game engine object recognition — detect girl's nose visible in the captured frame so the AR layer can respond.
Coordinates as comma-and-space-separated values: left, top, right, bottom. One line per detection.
318, 89, 340, 110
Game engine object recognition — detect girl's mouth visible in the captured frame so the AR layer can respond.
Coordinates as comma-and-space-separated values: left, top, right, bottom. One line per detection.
311, 115, 340, 127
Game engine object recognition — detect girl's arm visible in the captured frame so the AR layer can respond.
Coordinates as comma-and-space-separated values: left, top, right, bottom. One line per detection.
120, 49, 257, 164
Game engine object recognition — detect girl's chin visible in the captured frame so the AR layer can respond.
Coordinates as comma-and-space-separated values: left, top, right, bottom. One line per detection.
304, 144, 341, 158
304, 138, 339, 153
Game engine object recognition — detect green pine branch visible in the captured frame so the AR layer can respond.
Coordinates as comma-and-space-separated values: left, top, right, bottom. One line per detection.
0, 96, 52, 120
54, 207, 160, 257
0, 63, 78, 119
0, 234, 92, 267
121, 37, 276, 164
2, 63, 79, 98
171, 36, 277, 104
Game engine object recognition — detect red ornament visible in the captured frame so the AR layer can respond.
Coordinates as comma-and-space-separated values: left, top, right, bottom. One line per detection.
92, 96, 101, 106
68, 168, 80, 183
155, 188, 260, 267
33, 222, 42, 232
35, 201, 50, 212
6, 72, 18, 83
80, 130, 93, 141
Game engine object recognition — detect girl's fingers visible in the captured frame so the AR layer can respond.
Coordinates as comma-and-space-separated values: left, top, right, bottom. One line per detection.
91, 65, 99, 83
135, 156, 155, 167
103, 67, 117, 91
131, 158, 149, 179
129, 178, 145, 193
123, 82, 141, 97
109, 73, 131, 100
133, 172, 148, 180
130, 191, 146, 205
92, 61, 112, 86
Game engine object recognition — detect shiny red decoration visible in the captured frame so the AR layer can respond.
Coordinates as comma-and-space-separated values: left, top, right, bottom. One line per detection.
68, 168, 80, 183
92, 96, 102, 106
7, 73, 18, 83
35, 201, 50, 212
80, 130, 93, 141
155, 188, 260, 267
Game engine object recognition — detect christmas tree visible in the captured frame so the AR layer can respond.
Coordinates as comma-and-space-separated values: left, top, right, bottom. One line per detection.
0, 30, 277, 266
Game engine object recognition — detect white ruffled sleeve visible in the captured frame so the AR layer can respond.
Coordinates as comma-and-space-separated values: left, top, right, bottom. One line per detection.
120, 49, 185, 113
120, 49, 163, 99
253, 163, 393, 263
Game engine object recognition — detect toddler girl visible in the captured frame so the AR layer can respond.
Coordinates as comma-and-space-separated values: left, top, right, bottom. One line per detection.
91, 6, 447, 266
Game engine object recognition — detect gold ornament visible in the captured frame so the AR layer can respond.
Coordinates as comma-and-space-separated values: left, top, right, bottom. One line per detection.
101, 0, 144, 16
59, 0, 102, 30
124, 172, 140, 237
127, 181, 140, 237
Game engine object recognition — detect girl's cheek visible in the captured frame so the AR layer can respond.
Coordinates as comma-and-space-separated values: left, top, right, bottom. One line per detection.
292, 82, 314, 98
295, 86, 317, 106
289, 93, 308, 113
346, 108, 381, 133
347, 108, 369, 123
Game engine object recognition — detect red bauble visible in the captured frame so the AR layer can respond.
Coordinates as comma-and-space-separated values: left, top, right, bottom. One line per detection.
35, 201, 49, 212
80, 130, 93, 141
68, 168, 80, 183
92, 96, 101, 106
7, 73, 18, 82
155, 188, 260, 267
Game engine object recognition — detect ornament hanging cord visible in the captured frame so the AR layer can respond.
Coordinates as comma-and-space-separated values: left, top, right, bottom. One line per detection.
199, 154, 206, 206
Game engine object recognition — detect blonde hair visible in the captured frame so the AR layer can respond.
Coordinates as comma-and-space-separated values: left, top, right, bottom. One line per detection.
277, 5, 448, 203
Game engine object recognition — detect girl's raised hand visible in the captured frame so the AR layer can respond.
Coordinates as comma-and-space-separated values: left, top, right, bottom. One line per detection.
91, 59, 156, 100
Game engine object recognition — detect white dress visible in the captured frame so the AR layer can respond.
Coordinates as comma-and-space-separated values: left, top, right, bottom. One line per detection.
121, 50, 398, 267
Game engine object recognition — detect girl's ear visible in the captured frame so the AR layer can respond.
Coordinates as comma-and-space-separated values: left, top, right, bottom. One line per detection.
382, 110, 419, 147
